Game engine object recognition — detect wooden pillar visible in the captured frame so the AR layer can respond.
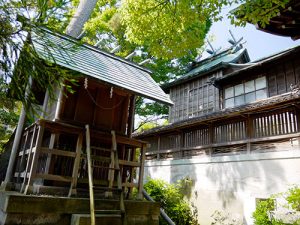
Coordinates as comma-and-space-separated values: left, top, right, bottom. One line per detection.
137, 144, 146, 199
1, 77, 33, 189
41, 90, 49, 118
54, 86, 64, 120
127, 95, 136, 137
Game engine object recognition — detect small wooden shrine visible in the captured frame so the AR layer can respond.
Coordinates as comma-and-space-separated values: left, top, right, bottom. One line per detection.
0, 27, 171, 225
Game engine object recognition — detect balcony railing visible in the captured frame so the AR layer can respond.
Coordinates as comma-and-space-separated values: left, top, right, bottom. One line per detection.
144, 107, 300, 159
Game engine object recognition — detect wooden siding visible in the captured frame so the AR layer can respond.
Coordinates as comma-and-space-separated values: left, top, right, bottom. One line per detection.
169, 71, 222, 122
267, 57, 300, 97
60, 79, 131, 135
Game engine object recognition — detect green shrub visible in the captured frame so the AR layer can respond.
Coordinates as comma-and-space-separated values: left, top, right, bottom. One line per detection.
253, 199, 276, 225
253, 186, 300, 225
144, 178, 198, 225
286, 186, 300, 211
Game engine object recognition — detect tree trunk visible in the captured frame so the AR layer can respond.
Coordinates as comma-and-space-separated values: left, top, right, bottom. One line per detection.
66, 0, 98, 38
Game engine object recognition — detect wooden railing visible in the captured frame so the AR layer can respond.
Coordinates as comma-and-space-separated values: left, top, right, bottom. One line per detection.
144, 107, 300, 159
13, 119, 147, 197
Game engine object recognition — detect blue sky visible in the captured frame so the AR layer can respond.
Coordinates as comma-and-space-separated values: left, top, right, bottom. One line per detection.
206, 8, 300, 61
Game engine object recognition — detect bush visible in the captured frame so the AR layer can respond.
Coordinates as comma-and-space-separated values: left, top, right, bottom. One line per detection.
286, 186, 300, 211
253, 186, 300, 225
144, 178, 198, 225
253, 199, 276, 225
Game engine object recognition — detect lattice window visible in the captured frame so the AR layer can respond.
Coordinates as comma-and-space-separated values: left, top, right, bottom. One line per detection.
224, 76, 267, 108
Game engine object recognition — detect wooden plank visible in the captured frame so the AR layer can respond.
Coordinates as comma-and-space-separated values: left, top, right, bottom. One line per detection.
40, 148, 77, 158
35, 173, 73, 183
38, 119, 83, 134
81, 154, 111, 163
90, 146, 111, 152
119, 160, 140, 167
122, 183, 138, 188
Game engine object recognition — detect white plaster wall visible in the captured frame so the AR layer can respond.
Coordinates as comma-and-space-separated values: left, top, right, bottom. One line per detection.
144, 150, 300, 225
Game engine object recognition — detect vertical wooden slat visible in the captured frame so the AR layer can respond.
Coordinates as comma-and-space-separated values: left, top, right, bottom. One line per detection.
17, 130, 29, 183
157, 136, 161, 159
24, 123, 45, 194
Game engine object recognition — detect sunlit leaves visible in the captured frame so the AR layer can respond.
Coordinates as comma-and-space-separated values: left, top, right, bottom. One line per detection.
229, 0, 289, 28
120, 0, 211, 59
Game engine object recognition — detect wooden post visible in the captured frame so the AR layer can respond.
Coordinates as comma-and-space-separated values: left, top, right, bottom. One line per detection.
68, 133, 83, 197
85, 125, 95, 225
24, 123, 45, 194
2, 106, 27, 190
137, 144, 146, 199
54, 86, 64, 120
41, 90, 49, 118
127, 95, 136, 137
107, 130, 117, 197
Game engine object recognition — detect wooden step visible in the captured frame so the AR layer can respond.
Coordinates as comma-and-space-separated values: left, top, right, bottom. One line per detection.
94, 209, 122, 215
71, 214, 122, 225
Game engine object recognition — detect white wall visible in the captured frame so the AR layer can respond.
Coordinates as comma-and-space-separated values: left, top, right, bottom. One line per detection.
144, 150, 300, 225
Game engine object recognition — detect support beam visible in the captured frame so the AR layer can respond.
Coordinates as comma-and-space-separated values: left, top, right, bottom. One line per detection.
1, 78, 32, 190
54, 86, 64, 120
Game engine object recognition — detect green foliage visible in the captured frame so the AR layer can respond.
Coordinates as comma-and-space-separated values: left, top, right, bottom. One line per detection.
286, 186, 300, 211
0, 79, 20, 153
0, 0, 75, 114
144, 178, 198, 225
231, 0, 289, 28
253, 199, 276, 225
120, 0, 212, 59
252, 186, 300, 225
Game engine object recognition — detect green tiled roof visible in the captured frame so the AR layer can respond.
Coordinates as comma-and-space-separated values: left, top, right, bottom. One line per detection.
162, 47, 248, 90
31, 28, 173, 105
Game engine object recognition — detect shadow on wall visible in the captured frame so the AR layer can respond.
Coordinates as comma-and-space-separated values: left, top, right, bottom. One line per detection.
205, 158, 285, 208
144, 161, 198, 201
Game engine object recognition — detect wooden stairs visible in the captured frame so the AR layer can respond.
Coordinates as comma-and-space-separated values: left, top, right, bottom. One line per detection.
70, 125, 126, 225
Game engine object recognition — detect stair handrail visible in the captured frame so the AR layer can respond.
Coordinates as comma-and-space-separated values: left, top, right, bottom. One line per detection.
142, 189, 176, 225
